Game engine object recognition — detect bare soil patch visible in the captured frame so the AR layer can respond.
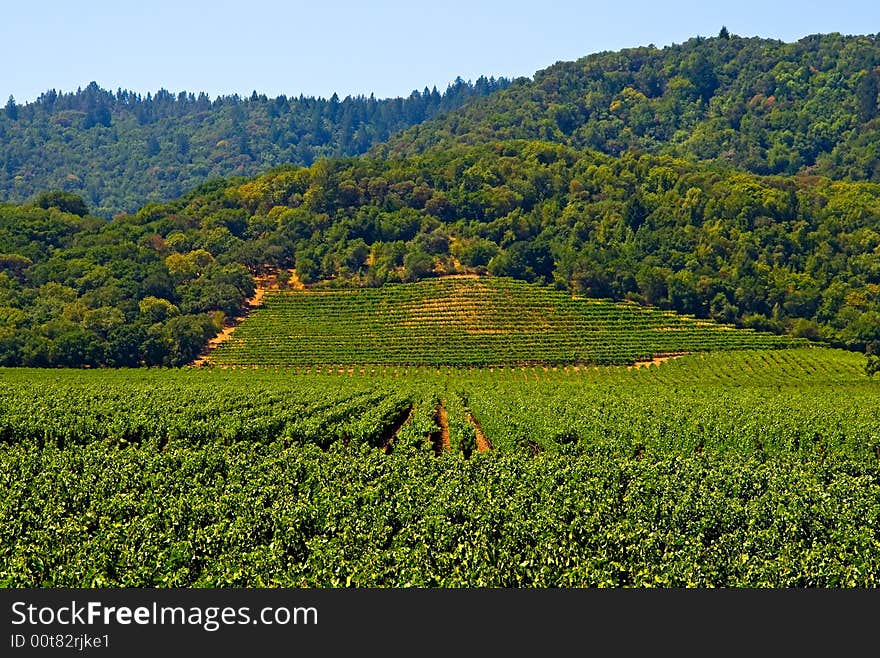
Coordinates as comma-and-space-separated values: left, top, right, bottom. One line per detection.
253, 266, 305, 291
191, 285, 266, 366
626, 352, 689, 370
430, 403, 451, 455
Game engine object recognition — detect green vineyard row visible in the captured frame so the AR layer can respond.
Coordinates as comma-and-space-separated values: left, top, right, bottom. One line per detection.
1, 347, 879, 586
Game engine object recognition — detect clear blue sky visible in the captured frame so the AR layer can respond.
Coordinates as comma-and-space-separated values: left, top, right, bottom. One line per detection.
2, 1, 878, 103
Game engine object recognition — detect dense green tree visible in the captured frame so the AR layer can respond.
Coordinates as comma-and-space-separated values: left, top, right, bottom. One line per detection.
451, 237, 500, 269
4, 96, 18, 121
162, 314, 218, 366
35, 191, 89, 217
488, 241, 554, 283
402, 250, 435, 282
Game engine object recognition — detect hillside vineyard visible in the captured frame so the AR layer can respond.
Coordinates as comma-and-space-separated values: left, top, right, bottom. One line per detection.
206, 277, 801, 367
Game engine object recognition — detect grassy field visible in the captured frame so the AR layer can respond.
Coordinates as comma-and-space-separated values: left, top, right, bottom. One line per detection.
2, 346, 878, 587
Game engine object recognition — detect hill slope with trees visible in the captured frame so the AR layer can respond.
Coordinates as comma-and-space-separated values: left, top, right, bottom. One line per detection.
2, 140, 879, 367
376, 31, 880, 182
0, 77, 509, 217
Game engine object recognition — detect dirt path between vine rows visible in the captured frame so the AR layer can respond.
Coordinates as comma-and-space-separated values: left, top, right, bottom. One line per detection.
191, 286, 266, 366
467, 412, 493, 452
432, 403, 451, 455
381, 405, 414, 453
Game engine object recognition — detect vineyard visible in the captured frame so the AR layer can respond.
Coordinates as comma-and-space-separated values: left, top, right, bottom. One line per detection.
2, 347, 879, 587
205, 277, 803, 367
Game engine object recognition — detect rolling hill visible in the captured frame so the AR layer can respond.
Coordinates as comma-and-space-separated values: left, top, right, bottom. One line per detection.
3, 137, 879, 368
2, 27, 880, 593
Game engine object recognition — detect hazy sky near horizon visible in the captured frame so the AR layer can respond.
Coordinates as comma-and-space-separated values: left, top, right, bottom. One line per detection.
2, 1, 878, 103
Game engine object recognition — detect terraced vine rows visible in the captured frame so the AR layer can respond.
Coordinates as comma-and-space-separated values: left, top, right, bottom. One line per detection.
206, 277, 803, 367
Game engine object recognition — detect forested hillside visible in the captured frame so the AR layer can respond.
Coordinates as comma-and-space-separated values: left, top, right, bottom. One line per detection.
8, 31, 880, 222
377, 31, 880, 182
2, 140, 879, 367
0, 77, 509, 217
